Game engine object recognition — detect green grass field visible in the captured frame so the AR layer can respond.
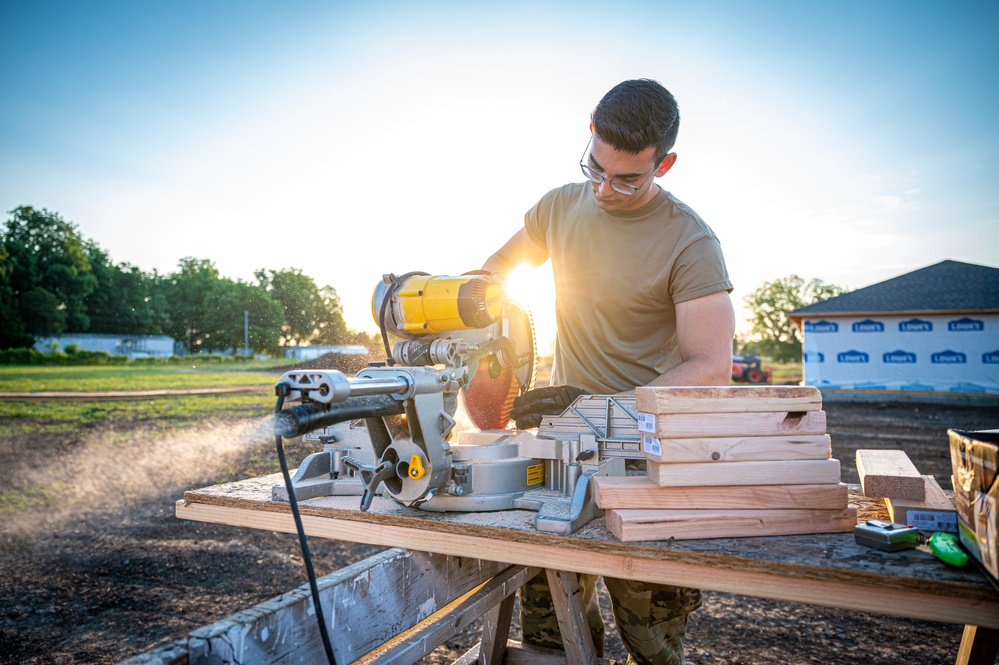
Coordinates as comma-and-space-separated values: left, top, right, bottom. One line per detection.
0, 363, 288, 516
0, 362, 282, 392
0, 393, 276, 434
0, 363, 282, 433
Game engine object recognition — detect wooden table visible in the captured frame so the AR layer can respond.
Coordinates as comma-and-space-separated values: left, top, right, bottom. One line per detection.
175, 475, 999, 664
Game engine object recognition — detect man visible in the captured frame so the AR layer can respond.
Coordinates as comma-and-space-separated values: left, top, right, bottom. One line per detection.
481, 79, 735, 665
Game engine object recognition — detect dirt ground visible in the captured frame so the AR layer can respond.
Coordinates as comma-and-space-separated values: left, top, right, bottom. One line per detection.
1, 399, 996, 665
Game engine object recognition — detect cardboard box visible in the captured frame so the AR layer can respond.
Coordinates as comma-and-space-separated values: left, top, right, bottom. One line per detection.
948, 429, 999, 581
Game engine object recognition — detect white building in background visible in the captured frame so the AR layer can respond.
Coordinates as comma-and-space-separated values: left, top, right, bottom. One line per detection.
33, 333, 177, 358
788, 260, 999, 401
284, 344, 370, 361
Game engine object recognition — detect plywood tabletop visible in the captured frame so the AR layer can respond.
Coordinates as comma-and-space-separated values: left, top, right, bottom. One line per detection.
179, 474, 998, 611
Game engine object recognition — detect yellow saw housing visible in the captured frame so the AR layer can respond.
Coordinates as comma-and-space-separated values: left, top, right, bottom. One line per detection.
372, 274, 503, 336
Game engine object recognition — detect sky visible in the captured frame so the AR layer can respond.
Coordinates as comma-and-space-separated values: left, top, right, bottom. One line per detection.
2, 0, 997, 352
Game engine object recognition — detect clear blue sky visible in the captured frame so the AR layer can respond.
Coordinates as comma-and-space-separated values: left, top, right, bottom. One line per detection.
2, 1, 997, 348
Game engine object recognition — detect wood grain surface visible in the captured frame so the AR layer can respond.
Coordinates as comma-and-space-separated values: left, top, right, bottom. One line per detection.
856, 449, 925, 500
176, 473, 999, 629
636, 385, 822, 414
594, 477, 849, 510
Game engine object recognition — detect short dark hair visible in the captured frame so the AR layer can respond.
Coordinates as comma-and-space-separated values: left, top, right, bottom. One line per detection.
591, 79, 679, 164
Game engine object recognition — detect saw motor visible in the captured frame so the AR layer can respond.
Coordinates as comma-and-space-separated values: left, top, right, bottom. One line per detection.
370, 271, 536, 430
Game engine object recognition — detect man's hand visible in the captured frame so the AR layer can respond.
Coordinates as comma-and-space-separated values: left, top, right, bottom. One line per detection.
510, 385, 588, 429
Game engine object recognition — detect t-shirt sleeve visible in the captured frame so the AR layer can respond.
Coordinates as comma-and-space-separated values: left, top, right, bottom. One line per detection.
524, 188, 559, 251
669, 235, 734, 304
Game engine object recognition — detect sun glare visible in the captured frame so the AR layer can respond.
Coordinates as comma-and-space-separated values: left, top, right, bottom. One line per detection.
503, 264, 557, 354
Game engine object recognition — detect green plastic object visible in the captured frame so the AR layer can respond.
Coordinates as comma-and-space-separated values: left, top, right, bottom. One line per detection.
928, 532, 969, 567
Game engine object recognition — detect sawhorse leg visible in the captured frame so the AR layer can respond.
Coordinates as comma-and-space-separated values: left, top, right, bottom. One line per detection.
546, 569, 597, 665
474, 569, 596, 665
478, 594, 516, 664
957, 625, 999, 665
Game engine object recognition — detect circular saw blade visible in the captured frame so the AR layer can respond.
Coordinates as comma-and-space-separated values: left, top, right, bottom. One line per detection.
462, 301, 537, 430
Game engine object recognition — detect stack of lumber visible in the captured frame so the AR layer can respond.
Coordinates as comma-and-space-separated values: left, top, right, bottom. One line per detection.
595, 386, 856, 542
856, 448, 957, 533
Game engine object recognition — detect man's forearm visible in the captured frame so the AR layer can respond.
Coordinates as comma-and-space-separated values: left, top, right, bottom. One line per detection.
635, 291, 735, 391
647, 353, 731, 387
617, 354, 731, 396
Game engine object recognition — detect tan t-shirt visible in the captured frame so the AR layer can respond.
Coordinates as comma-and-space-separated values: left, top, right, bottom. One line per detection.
525, 183, 732, 394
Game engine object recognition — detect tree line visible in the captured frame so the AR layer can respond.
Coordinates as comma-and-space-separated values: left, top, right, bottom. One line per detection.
0, 206, 376, 355
1, 206, 846, 362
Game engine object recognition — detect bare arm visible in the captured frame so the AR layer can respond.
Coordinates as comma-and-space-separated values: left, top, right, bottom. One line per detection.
482, 227, 549, 274
637, 290, 736, 390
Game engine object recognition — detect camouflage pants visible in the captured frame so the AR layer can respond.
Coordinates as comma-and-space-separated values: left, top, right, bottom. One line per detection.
519, 571, 702, 665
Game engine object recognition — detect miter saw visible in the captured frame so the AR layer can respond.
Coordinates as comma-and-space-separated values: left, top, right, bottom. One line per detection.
271, 271, 636, 534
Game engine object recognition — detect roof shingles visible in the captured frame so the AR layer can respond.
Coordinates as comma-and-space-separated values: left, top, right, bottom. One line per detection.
788, 260, 999, 318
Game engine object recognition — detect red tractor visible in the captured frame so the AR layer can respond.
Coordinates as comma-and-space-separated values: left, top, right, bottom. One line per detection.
732, 354, 767, 384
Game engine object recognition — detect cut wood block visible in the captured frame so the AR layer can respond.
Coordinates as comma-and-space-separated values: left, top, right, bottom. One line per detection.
647, 458, 841, 487
856, 449, 924, 500
640, 410, 826, 439
636, 385, 822, 414
886, 475, 957, 532
593, 476, 849, 510
641, 434, 831, 463
606, 506, 858, 542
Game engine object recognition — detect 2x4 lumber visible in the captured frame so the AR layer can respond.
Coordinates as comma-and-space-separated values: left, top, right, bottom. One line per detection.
647, 458, 841, 487
356, 564, 539, 665
544, 569, 597, 665
593, 476, 849, 510
636, 385, 822, 414
643, 434, 831, 463
606, 507, 858, 542
642, 410, 827, 439
185, 548, 512, 665
856, 449, 925, 500
885, 475, 956, 531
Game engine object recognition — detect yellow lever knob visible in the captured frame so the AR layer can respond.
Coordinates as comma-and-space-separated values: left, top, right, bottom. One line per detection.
408, 455, 426, 479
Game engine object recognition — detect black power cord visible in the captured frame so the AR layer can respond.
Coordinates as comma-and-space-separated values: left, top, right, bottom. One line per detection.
274, 393, 337, 665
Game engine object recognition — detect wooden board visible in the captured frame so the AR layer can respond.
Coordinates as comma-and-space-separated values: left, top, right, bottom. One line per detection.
355, 564, 537, 664
593, 476, 849, 510
183, 548, 515, 665
606, 507, 858, 542
641, 410, 826, 439
956, 626, 999, 665
642, 434, 831, 463
856, 449, 925, 500
636, 385, 822, 414
544, 570, 597, 664
886, 475, 957, 532
172, 475, 999, 630
647, 458, 842, 487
